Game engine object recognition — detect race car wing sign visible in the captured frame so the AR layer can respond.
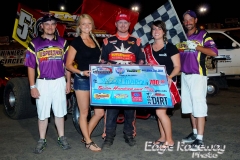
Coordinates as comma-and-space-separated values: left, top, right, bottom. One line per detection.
12, 3, 67, 48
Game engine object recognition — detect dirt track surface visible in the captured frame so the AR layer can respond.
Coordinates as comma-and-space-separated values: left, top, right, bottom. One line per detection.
0, 84, 239, 160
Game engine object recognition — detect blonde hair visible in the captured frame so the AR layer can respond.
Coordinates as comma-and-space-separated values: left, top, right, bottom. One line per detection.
76, 14, 100, 50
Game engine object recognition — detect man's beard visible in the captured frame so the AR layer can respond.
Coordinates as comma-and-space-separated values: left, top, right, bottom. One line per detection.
185, 24, 195, 31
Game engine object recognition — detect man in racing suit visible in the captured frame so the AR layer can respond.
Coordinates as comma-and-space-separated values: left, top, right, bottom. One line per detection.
101, 13, 145, 149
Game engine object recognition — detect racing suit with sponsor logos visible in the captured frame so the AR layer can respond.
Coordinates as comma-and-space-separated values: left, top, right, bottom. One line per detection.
101, 33, 145, 139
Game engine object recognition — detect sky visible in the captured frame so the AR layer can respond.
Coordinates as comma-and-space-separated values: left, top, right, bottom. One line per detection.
0, 0, 239, 38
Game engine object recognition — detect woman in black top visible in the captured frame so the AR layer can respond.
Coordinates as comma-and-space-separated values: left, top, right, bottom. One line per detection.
144, 20, 181, 148
66, 14, 104, 152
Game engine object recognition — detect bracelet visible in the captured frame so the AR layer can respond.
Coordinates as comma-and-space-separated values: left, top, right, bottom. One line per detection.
80, 71, 84, 76
30, 85, 36, 89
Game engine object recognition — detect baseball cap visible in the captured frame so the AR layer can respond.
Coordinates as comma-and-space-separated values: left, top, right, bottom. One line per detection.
183, 10, 197, 18
41, 14, 58, 23
115, 14, 130, 22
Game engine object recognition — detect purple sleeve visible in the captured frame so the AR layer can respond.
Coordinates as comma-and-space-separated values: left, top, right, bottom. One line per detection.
24, 50, 36, 69
204, 33, 218, 56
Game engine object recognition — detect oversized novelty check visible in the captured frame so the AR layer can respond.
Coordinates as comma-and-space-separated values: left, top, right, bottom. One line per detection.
90, 64, 173, 108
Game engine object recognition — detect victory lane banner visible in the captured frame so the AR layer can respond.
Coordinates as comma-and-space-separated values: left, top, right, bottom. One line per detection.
90, 64, 173, 108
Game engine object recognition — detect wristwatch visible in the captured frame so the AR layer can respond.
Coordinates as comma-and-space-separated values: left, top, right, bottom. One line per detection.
80, 71, 84, 76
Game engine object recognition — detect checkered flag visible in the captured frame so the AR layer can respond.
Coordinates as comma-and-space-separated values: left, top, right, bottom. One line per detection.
132, 0, 187, 47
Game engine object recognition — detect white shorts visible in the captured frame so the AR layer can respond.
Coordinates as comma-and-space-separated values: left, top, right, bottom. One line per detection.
181, 73, 208, 117
36, 77, 67, 120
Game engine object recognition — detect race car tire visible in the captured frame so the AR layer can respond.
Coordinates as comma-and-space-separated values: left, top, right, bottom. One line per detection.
72, 94, 104, 137
3, 77, 37, 119
66, 92, 75, 114
0, 86, 4, 104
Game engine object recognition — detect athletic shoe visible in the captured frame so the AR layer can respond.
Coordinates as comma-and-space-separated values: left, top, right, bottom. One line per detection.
34, 139, 47, 154
123, 134, 136, 146
181, 132, 197, 143
58, 136, 71, 150
102, 137, 114, 149
189, 139, 204, 151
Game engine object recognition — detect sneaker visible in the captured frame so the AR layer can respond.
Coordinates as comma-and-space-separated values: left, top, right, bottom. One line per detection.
34, 139, 47, 154
189, 139, 204, 151
58, 136, 71, 150
181, 132, 197, 143
123, 134, 136, 146
102, 137, 114, 149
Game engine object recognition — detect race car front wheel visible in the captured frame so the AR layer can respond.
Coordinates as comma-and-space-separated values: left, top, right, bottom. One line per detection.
3, 77, 37, 119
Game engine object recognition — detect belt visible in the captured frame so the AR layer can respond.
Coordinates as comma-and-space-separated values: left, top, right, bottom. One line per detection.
184, 73, 193, 75
38, 78, 57, 80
